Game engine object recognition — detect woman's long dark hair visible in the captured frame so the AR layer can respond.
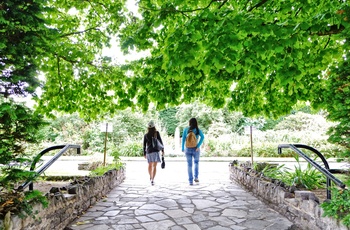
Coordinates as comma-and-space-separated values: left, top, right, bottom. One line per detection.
189, 118, 199, 135
146, 127, 156, 140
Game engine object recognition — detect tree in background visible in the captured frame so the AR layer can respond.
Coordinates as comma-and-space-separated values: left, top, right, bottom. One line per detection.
159, 107, 179, 136
175, 101, 223, 134
221, 108, 246, 134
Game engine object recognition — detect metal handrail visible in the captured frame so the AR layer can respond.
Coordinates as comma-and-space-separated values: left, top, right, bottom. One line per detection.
278, 144, 345, 200
17, 144, 81, 191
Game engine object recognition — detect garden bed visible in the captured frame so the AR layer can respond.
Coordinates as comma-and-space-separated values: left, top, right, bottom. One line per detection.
0, 168, 126, 230
229, 162, 349, 230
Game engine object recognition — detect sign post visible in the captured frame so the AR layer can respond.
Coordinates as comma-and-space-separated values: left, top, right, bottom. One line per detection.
100, 122, 113, 166
250, 125, 253, 165
244, 126, 255, 165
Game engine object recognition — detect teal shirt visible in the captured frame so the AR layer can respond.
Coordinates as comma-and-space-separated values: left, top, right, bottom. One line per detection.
181, 127, 205, 151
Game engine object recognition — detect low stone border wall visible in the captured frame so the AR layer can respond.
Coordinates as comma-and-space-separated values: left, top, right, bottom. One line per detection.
1, 168, 125, 230
230, 165, 349, 230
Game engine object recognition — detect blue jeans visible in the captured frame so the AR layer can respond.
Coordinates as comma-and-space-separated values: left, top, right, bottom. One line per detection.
185, 147, 200, 183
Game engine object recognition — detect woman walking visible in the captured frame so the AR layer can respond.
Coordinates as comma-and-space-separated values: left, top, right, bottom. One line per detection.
182, 118, 205, 185
143, 120, 164, 185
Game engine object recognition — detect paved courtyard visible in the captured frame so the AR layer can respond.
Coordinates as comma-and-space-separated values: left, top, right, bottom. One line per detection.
66, 159, 297, 230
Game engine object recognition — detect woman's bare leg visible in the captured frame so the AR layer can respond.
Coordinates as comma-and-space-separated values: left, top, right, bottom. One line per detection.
151, 162, 158, 180
148, 163, 152, 180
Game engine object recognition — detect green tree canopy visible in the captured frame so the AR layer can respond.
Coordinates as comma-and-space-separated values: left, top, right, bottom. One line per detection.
321, 58, 350, 158
2, 0, 350, 121
119, 0, 350, 117
0, 0, 55, 97
1, 0, 131, 119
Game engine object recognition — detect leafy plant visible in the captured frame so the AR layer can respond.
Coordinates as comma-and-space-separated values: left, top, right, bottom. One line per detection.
0, 189, 48, 219
282, 156, 325, 190
321, 188, 350, 227
19, 190, 49, 219
89, 162, 124, 177
260, 163, 285, 180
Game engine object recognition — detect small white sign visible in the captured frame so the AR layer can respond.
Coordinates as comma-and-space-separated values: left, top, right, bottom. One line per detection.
100, 123, 113, 132
244, 126, 256, 135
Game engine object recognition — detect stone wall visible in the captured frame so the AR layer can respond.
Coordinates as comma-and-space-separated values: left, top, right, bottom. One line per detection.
230, 165, 349, 230
0, 168, 125, 230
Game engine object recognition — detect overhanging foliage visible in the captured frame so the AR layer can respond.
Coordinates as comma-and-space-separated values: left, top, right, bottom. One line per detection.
119, 1, 350, 117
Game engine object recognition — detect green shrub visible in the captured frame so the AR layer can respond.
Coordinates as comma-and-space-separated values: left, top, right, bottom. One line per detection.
19, 190, 49, 219
321, 188, 350, 227
89, 162, 124, 177
274, 112, 333, 132
0, 100, 48, 218
110, 141, 143, 157
235, 146, 253, 157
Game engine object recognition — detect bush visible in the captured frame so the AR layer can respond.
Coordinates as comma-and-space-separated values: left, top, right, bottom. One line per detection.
89, 162, 124, 177
109, 141, 143, 157
321, 188, 350, 227
274, 112, 333, 132
0, 99, 48, 218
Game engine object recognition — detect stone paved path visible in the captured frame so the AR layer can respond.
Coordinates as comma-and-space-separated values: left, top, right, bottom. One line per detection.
67, 159, 296, 230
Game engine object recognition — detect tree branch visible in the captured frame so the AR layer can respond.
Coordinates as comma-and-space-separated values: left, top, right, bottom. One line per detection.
56, 55, 62, 94
324, 36, 331, 49
295, 7, 302, 17
315, 24, 345, 36
57, 55, 60, 78
248, 0, 268, 12
84, 0, 105, 21
138, 0, 224, 13
218, 0, 228, 9
84, 0, 107, 10
60, 27, 106, 38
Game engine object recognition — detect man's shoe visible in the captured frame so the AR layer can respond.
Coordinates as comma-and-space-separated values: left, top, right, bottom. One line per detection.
194, 178, 199, 183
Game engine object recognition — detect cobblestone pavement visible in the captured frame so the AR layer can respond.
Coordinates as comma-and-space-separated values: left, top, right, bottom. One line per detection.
66, 159, 296, 230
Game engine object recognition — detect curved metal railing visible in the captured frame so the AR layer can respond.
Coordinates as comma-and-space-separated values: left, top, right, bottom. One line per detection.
278, 143, 345, 200
17, 144, 81, 191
